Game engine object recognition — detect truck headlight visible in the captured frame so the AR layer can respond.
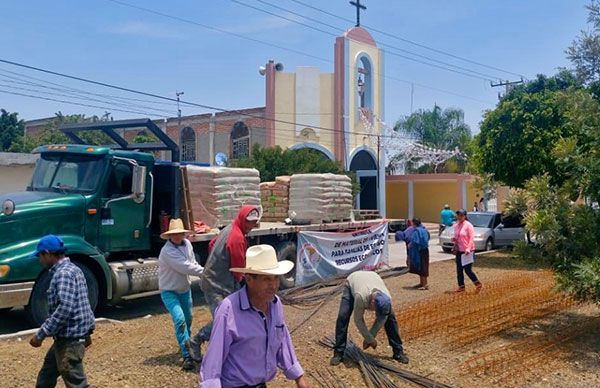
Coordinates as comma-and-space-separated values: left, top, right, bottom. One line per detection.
0, 265, 9, 278
2, 199, 15, 216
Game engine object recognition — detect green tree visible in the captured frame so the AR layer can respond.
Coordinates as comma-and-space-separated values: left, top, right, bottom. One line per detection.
0, 109, 25, 151
473, 73, 580, 187
9, 112, 115, 152
233, 144, 345, 182
567, 1, 600, 85
393, 104, 471, 173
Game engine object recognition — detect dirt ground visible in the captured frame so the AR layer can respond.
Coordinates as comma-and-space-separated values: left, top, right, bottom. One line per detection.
2, 252, 600, 388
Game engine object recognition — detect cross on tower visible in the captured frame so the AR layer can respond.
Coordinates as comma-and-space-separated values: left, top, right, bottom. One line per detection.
349, 0, 367, 27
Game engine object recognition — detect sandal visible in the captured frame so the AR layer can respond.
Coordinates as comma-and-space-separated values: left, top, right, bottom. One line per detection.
412, 284, 422, 288
475, 282, 483, 292
417, 286, 429, 290
453, 287, 466, 293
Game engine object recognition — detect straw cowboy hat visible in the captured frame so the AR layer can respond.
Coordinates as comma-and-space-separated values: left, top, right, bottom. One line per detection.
230, 244, 294, 276
160, 218, 192, 239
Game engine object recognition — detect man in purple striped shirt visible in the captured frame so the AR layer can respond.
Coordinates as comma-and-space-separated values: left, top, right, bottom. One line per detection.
200, 245, 309, 388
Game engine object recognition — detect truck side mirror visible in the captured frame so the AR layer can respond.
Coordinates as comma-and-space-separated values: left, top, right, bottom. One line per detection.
132, 165, 147, 203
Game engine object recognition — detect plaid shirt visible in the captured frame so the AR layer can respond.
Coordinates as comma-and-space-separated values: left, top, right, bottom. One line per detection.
36, 258, 95, 340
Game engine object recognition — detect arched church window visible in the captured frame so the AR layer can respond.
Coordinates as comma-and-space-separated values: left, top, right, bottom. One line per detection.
180, 127, 196, 161
356, 54, 373, 121
231, 121, 250, 159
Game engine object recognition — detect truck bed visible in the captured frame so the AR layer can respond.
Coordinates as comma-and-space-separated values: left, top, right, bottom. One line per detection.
188, 219, 391, 242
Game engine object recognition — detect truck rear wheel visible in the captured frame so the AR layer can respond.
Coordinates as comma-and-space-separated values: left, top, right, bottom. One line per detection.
275, 241, 297, 289
26, 262, 99, 327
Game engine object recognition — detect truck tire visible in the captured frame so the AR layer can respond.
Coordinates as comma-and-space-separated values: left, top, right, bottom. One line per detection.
275, 241, 297, 289
25, 269, 52, 327
26, 262, 99, 327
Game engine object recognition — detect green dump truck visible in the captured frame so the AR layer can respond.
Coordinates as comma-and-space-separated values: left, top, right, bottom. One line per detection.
0, 119, 395, 326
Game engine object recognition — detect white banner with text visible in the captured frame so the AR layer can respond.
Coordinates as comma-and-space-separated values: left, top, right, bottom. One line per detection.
295, 222, 389, 286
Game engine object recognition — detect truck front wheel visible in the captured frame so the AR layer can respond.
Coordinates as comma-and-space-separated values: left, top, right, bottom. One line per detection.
276, 241, 297, 289
26, 262, 99, 327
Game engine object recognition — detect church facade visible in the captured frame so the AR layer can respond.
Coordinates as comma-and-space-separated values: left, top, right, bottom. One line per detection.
23, 26, 386, 214
162, 26, 386, 214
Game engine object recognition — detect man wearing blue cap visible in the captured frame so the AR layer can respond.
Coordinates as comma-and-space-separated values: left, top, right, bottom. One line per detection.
28, 235, 95, 388
330, 270, 408, 366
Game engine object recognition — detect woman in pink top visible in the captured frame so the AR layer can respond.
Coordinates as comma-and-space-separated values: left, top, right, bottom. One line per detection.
452, 209, 483, 292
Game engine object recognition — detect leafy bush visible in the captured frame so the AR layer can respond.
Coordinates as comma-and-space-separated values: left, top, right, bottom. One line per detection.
505, 174, 600, 300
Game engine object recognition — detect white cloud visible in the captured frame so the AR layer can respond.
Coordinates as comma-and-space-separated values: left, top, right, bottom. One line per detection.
109, 21, 183, 39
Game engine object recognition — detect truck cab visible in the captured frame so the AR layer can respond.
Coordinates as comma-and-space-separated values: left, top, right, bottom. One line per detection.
0, 119, 180, 325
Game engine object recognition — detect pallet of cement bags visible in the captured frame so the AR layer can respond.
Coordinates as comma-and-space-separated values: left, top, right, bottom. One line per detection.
260, 176, 290, 222
186, 166, 261, 228
288, 173, 353, 223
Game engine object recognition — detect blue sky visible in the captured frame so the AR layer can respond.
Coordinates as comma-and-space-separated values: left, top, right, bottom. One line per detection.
0, 0, 590, 133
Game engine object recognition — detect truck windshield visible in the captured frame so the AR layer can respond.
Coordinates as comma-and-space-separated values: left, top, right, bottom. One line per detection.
30, 154, 106, 193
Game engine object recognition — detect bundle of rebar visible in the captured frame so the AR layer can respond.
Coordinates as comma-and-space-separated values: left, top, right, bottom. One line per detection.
460, 316, 600, 385
319, 336, 453, 388
308, 368, 347, 388
394, 270, 575, 347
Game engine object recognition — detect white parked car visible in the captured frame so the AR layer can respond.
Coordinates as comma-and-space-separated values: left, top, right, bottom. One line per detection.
438, 212, 526, 253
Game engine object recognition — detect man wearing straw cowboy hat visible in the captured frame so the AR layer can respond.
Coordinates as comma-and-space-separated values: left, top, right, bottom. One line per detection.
159, 218, 204, 371
200, 244, 310, 388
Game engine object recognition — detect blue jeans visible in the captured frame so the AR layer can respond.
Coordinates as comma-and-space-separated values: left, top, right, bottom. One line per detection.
455, 252, 479, 287
160, 290, 193, 358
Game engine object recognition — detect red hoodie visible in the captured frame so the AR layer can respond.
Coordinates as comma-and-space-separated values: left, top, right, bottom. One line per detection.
209, 205, 258, 283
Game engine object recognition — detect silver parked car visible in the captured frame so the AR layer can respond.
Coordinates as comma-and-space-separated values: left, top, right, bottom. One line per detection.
438, 212, 526, 253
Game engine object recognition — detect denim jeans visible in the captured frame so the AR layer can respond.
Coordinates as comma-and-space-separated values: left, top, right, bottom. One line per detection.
193, 287, 227, 343
36, 338, 90, 388
455, 252, 479, 287
333, 284, 404, 357
160, 290, 193, 358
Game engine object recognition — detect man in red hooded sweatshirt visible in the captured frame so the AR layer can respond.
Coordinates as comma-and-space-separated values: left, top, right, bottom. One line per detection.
185, 205, 260, 362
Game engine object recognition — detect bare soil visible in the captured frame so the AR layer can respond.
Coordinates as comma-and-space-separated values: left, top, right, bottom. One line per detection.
1, 252, 599, 388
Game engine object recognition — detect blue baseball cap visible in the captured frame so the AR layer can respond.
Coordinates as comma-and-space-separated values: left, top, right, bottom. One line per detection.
374, 292, 392, 318
32, 235, 65, 257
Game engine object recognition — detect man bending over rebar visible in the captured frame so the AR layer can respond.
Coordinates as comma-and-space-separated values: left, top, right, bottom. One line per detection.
330, 270, 409, 366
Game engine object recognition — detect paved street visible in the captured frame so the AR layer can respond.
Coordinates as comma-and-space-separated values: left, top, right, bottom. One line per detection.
388, 234, 454, 268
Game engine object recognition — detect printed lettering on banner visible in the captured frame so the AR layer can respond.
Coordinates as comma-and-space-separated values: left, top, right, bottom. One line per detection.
296, 222, 389, 286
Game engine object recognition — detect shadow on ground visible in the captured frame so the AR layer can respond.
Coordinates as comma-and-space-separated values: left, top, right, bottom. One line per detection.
0, 285, 206, 335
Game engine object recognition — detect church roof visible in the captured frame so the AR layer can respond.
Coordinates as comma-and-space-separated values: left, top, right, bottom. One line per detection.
344, 26, 377, 47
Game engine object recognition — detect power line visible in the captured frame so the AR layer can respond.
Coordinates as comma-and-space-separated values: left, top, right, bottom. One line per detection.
104, 0, 494, 104
0, 57, 417, 140
0, 89, 158, 117
237, 0, 501, 81
0, 72, 176, 116
288, 0, 525, 79
0, 80, 173, 117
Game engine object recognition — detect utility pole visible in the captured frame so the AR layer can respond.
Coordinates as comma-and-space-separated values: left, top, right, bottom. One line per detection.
176, 91, 184, 125
491, 78, 524, 98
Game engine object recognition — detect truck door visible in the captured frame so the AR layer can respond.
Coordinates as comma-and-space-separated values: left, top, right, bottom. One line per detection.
99, 160, 150, 252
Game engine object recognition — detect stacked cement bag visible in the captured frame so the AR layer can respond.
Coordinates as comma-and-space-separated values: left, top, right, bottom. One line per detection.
260, 176, 290, 222
289, 173, 353, 223
186, 166, 261, 228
